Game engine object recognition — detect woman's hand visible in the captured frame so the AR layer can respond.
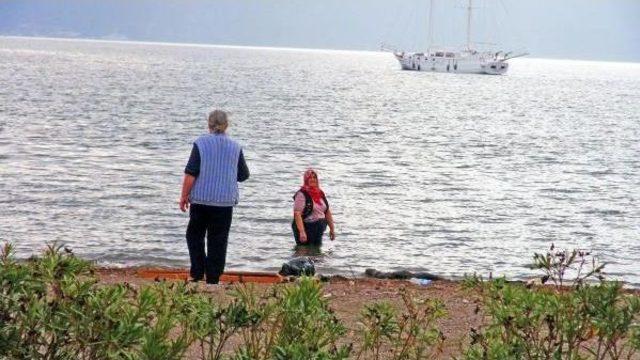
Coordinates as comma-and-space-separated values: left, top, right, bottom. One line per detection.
293, 211, 306, 243
326, 210, 336, 241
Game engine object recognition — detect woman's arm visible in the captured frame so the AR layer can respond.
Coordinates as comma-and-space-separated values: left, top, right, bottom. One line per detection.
294, 211, 307, 243
326, 209, 335, 240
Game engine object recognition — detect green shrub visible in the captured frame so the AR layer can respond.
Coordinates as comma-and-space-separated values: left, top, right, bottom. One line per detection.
464, 246, 640, 360
0, 243, 194, 359
355, 288, 446, 360
6, 241, 639, 360
232, 277, 351, 360
532, 244, 605, 288
0, 243, 351, 359
180, 288, 252, 360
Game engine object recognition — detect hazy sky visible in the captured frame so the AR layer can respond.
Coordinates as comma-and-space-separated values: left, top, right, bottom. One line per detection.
1, 0, 639, 62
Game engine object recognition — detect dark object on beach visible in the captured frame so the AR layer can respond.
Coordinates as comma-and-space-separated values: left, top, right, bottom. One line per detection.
365, 268, 444, 281
279, 256, 316, 276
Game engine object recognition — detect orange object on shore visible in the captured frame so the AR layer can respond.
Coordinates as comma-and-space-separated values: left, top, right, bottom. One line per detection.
136, 268, 284, 284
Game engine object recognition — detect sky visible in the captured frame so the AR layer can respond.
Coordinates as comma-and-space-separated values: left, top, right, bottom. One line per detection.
1, 0, 639, 62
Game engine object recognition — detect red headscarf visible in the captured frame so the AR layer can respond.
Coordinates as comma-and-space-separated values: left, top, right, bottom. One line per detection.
300, 169, 325, 205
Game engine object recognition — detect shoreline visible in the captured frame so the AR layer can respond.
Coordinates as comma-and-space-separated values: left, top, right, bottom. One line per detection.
95, 266, 640, 290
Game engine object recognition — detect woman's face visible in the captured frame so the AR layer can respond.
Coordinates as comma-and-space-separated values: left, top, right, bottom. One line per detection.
308, 173, 318, 187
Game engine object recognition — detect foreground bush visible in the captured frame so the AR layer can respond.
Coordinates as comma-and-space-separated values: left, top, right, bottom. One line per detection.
0, 242, 448, 359
355, 289, 445, 360
6, 241, 638, 359
0, 243, 358, 359
0, 243, 193, 359
464, 246, 640, 360
231, 279, 350, 360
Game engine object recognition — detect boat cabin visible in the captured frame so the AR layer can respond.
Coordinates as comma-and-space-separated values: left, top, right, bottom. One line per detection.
432, 51, 456, 58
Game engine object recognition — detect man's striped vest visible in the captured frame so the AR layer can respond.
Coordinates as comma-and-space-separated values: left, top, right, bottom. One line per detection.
190, 133, 242, 207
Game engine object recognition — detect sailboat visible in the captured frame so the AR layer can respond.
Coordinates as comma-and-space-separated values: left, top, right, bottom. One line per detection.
391, 0, 527, 75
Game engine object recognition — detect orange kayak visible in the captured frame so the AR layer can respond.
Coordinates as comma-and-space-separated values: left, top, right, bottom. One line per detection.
136, 268, 284, 284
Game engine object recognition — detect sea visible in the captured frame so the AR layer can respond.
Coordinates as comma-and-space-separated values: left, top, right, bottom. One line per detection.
1, 36, 639, 285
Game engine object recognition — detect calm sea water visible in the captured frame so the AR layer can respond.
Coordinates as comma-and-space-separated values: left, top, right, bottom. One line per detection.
1, 37, 639, 285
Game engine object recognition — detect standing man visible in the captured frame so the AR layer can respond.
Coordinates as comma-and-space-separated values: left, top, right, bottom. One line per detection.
180, 110, 250, 284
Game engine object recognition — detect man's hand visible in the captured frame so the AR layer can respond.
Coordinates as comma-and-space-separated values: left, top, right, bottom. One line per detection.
329, 229, 336, 241
299, 230, 307, 244
180, 174, 196, 213
179, 196, 190, 212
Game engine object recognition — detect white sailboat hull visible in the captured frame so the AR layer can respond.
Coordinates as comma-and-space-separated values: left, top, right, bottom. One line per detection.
395, 52, 508, 75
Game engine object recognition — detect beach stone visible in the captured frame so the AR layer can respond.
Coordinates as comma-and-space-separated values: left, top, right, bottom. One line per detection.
364, 268, 444, 281
327, 274, 349, 282
279, 256, 315, 276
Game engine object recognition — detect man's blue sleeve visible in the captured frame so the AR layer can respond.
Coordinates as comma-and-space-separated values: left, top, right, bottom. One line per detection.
237, 150, 250, 182
184, 143, 200, 176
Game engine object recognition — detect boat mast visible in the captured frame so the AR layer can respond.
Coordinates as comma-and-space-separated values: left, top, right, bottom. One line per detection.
427, 0, 434, 51
466, 0, 472, 50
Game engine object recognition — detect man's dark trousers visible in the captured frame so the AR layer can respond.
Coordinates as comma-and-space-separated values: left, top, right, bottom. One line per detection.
186, 204, 233, 284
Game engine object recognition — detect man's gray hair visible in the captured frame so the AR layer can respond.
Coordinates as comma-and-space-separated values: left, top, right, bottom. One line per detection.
208, 110, 229, 133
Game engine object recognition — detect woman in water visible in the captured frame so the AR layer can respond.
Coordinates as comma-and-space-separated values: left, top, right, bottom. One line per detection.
292, 169, 335, 246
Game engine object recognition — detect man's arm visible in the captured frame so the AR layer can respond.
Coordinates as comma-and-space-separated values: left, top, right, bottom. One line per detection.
237, 149, 250, 182
180, 143, 200, 212
184, 143, 200, 177
180, 174, 196, 212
